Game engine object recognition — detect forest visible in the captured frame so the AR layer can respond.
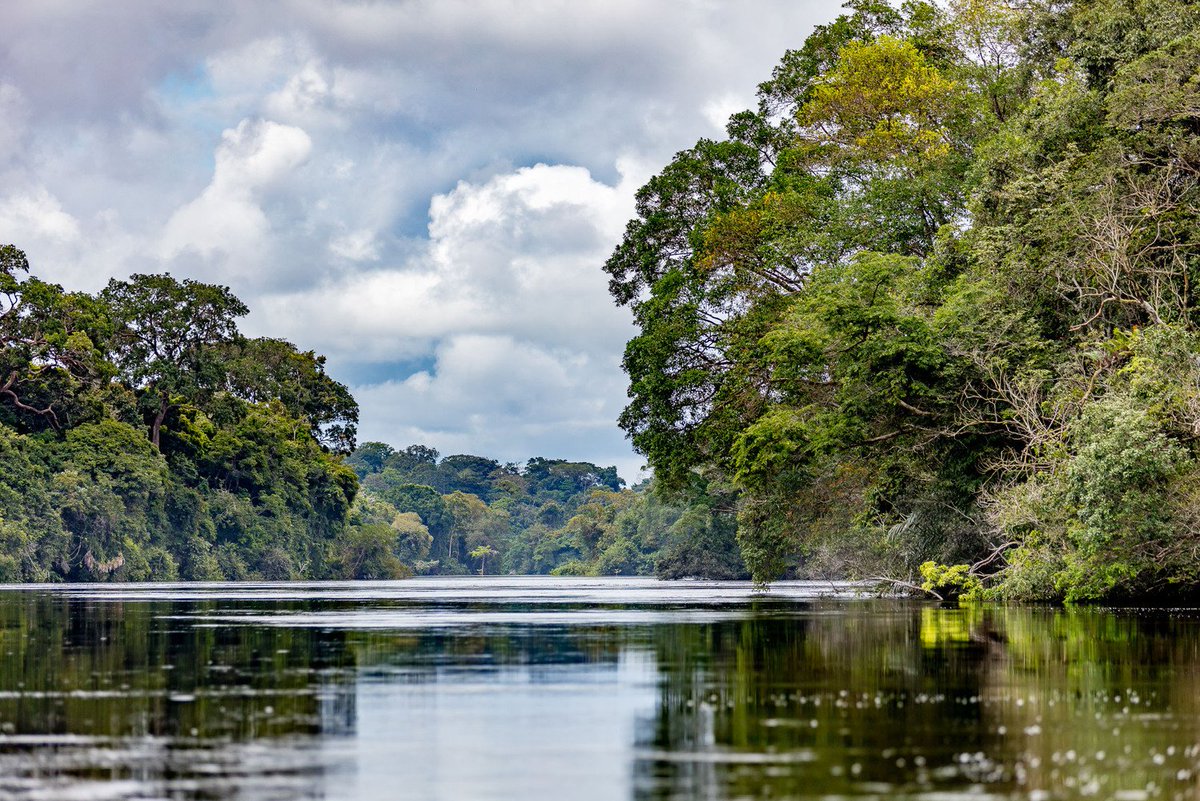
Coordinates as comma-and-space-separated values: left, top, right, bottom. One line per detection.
6, 0, 1200, 601
0, 249, 360, 581
0, 247, 720, 582
342, 443, 745, 579
604, 0, 1200, 600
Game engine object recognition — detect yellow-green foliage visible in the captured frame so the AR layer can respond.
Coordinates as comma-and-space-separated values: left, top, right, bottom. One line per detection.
919, 561, 983, 602
603, 0, 1200, 601
803, 36, 965, 162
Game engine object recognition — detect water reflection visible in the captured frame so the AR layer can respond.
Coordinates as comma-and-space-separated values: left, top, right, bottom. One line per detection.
0, 579, 1197, 800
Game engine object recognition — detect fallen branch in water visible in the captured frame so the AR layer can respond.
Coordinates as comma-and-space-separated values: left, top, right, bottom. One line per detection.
865, 575, 942, 601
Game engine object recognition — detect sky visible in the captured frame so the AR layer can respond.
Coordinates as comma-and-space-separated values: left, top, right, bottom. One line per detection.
0, 0, 841, 483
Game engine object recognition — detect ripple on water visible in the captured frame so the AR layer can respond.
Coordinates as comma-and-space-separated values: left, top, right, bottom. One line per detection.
0, 578, 1196, 800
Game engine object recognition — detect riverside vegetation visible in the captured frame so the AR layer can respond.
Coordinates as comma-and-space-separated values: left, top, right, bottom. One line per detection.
0, 246, 736, 581
604, 0, 1200, 602
5, 0, 1200, 600
0, 249, 359, 582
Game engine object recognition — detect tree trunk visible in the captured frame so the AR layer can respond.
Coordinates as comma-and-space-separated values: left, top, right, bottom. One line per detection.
150, 393, 169, 450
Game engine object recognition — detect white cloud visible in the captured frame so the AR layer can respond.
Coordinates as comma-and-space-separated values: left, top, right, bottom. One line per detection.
159, 119, 312, 266
329, 228, 380, 262
260, 162, 634, 358
0, 187, 81, 244
702, 92, 749, 134
0, 0, 843, 478
263, 59, 357, 131
0, 84, 28, 162
354, 334, 640, 479
206, 35, 307, 101
257, 161, 638, 473
212, 118, 313, 191
0, 188, 129, 291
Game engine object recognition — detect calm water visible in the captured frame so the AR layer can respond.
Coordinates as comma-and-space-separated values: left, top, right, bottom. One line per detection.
0, 577, 1198, 800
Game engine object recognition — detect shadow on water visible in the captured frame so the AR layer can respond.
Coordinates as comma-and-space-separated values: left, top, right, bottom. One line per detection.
0, 579, 1197, 800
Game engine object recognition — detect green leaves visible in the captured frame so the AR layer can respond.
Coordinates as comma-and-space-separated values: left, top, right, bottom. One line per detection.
0, 248, 362, 582
102, 273, 248, 449
802, 35, 966, 164
1107, 34, 1200, 130
221, 337, 358, 454
604, 0, 1200, 596
102, 273, 248, 387
919, 560, 983, 602
0, 245, 29, 287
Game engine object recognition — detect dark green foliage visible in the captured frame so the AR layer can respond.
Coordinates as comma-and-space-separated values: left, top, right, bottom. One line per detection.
102, 273, 248, 450
348, 442, 743, 578
0, 428, 66, 580
0, 252, 360, 581
605, 0, 1200, 599
221, 338, 358, 455
0, 256, 114, 434
334, 523, 413, 580
655, 504, 747, 580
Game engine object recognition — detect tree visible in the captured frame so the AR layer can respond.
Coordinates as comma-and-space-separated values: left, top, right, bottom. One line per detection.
0, 246, 112, 431
0, 250, 363, 583
347, 441, 394, 477
440, 454, 502, 498
391, 512, 433, 564
443, 490, 508, 565
336, 524, 412, 580
602, 1, 1009, 585
802, 35, 966, 164
222, 337, 359, 454
523, 458, 625, 503
374, 483, 450, 552
469, 545, 496, 575
102, 273, 248, 449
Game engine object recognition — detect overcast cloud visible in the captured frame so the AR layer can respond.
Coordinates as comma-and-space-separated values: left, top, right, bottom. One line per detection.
0, 0, 840, 481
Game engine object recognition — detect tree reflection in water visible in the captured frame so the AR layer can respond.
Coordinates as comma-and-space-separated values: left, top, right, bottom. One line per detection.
0, 582, 1196, 800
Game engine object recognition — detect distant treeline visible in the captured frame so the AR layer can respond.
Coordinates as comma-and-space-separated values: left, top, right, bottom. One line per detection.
342, 442, 746, 579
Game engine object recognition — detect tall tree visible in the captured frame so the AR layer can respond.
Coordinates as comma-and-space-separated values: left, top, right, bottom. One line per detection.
222, 337, 359, 454
0, 246, 111, 431
604, 1, 998, 584
102, 274, 247, 449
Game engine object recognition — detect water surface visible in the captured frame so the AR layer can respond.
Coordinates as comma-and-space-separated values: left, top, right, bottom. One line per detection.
0, 577, 1198, 800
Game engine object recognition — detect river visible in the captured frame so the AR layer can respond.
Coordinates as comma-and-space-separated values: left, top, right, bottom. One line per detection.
0, 576, 1197, 800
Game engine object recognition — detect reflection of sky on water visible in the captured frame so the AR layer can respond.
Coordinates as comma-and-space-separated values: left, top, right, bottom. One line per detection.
331, 651, 658, 801
16, 575, 852, 605
1, 580, 1200, 800
179, 609, 760, 628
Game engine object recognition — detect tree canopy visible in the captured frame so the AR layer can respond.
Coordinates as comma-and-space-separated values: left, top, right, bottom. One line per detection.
605, 0, 1200, 600
345, 442, 741, 579
0, 253, 359, 581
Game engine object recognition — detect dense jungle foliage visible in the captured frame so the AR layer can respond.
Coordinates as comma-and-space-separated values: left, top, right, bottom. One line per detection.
343, 443, 747, 579
0, 248, 711, 582
10, 0, 1200, 600
605, 0, 1200, 600
0, 248, 362, 581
